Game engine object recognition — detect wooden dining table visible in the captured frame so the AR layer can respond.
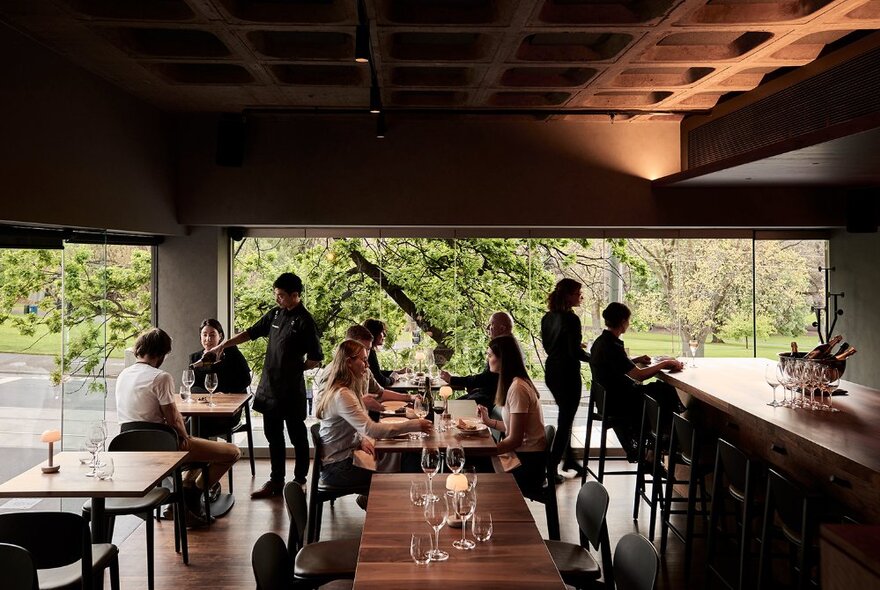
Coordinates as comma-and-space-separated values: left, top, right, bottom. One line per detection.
353, 473, 565, 590
0, 450, 187, 542
657, 357, 880, 523
374, 399, 497, 458
176, 392, 252, 516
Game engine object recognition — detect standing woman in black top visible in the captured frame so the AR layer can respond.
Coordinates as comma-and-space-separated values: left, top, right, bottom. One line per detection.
541, 278, 590, 478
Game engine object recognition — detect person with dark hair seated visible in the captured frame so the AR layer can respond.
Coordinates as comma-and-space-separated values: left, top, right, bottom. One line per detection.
590, 302, 684, 461
476, 336, 547, 495
116, 328, 240, 526
362, 319, 405, 388
189, 318, 252, 438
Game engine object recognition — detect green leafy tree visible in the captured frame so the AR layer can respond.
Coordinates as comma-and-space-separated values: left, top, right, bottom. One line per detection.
0, 245, 152, 393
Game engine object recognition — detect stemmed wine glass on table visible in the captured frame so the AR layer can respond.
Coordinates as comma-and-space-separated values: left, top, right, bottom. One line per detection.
421, 447, 441, 502
765, 362, 782, 407
182, 369, 195, 403
820, 365, 841, 413
688, 339, 699, 368
445, 444, 465, 475
424, 493, 449, 562
84, 422, 106, 477
205, 372, 218, 407
452, 487, 477, 550
411, 396, 428, 439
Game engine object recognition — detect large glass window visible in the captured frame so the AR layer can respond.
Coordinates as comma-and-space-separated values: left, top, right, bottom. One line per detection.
231, 236, 828, 451
0, 239, 152, 509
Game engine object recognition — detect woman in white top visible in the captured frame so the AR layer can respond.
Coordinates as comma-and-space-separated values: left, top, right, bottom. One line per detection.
316, 339, 432, 491
477, 336, 547, 494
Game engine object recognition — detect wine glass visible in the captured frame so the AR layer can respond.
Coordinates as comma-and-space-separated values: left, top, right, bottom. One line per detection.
410, 480, 427, 507
451, 488, 476, 550
182, 369, 195, 403
688, 339, 699, 368
822, 365, 841, 413
424, 495, 449, 562
205, 372, 218, 407
95, 453, 114, 480
805, 361, 821, 410
472, 512, 493, 542
462, 465, 478, 491
421, 447, 441, 502
84, 422, 106, 477
765, 362, 781, 407
411, 397, 428, 439
445, 444, 465, 474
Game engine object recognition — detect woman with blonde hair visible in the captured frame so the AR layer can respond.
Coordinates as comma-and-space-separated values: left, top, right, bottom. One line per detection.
317, 339, 432, 492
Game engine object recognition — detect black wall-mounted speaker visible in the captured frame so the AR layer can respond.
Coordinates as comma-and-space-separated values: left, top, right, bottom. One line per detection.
216, 113, 246, 167
845, 189, 878, 233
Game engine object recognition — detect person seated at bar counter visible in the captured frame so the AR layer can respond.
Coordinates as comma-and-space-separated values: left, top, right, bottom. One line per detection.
316, 339, 432, 498
116, 328, 240, 527
189, 318, 252, 438
476, 336, 547, 495
362, 318, 407, 388
590, 302, 684, 461
440, 311, 514, 411
312, 324, 415, 413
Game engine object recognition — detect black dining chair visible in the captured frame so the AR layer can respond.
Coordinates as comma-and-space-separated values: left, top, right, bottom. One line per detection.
222, 399, 256, 492
82, 428, 190, 590
613, 533, 660, 590
544, 480, 614, 590
0, 542, 39, 590
632, 394, 668, 541
522, 425, 561, 541
307, 423, 371, 543
284, 482, 359, 587
0, 511, 119, 590
252, 532, 296, 590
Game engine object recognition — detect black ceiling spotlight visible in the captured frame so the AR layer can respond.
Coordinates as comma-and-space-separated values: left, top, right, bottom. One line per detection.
370, 84, 381, 114
355, 24, 370, 63
376, 112, 386, 139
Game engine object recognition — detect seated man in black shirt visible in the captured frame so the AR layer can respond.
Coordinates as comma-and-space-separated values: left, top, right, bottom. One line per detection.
440, 311, 513, 410
590, 302, 684, 461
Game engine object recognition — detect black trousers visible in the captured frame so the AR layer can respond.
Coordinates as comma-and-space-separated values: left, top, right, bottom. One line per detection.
610, 381, 683, 450
263, 411, 310, 482
545, 368, 581, 469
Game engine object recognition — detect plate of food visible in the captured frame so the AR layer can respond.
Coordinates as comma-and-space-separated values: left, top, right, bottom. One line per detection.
381, 401, 408, 413
454, 418, 489, 435
379, 416, 409, 424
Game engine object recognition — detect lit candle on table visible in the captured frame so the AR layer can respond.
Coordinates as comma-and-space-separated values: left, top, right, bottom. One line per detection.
445, 473, 468, 492
40, 429, 62, 474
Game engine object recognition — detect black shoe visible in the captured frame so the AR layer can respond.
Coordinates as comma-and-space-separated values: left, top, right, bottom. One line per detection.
293, 477, 307, 486
553, 473, 565, 485
208, 482, 222, 503
184, 509, 210, 529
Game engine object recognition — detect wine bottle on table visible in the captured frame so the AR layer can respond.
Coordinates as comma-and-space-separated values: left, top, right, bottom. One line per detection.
805, 335, 843, 359
423, 377, 433, 422
834, 346, 857, 362
834, 342, 850, 357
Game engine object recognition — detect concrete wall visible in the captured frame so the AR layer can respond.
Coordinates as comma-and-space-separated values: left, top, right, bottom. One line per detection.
829, 230, 880, 388
176, 114, 682, 228
0, 25, 180, 235
156, 227, 231, 383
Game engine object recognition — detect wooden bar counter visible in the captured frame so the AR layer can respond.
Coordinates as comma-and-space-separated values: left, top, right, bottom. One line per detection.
657, 358, 880, 523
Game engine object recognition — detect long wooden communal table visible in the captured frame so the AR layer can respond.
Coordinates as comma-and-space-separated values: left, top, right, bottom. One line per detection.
374, 399, 496, 458
658, 358, 880, 523
354, 473, 565, 590
0, 451, 187, 542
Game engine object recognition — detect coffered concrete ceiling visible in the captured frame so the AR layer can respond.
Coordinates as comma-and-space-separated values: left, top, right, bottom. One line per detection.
2, 0, 880, 119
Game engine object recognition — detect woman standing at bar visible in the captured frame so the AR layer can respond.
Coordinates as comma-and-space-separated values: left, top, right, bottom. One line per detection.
541, 278, 589, 479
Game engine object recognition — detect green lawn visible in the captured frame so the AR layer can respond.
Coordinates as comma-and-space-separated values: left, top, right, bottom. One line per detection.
0, 323, 128, 358
621, 331, 819, 360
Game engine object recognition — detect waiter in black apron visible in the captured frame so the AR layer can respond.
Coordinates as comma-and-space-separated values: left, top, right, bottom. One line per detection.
209, 272, 323, 499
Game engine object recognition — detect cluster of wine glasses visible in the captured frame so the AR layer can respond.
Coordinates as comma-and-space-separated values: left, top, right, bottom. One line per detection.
82, 421, 113, 479
765, 359, 841, 412
412, 444, 488, 564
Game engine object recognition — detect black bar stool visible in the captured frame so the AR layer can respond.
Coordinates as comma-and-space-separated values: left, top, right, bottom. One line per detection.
757, 469, 821, 590
705, 438, 762, 590
659, 412, 712, 581
632, 394, 668, 541
582, 381, 638, 485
